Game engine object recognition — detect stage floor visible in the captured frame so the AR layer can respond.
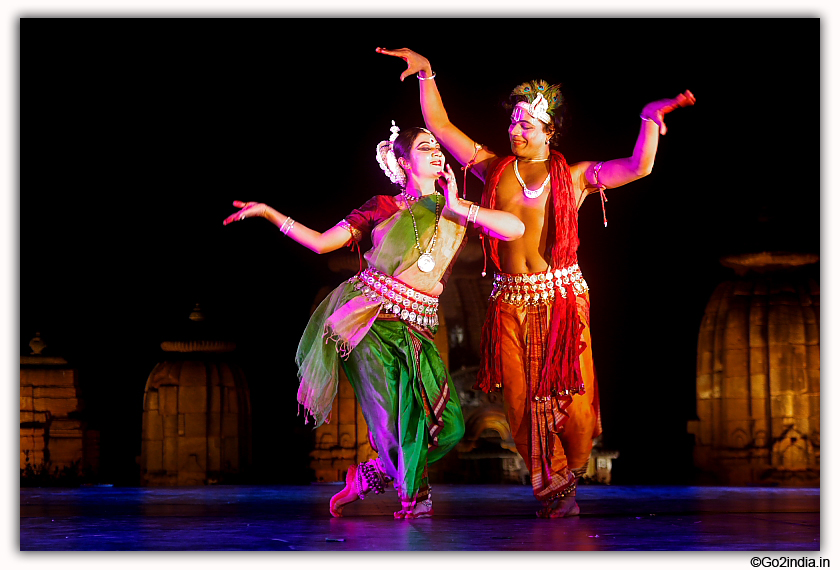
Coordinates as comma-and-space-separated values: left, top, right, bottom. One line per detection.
20, 484, 819, 551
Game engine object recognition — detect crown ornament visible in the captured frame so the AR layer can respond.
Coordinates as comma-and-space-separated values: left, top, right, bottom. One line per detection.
510, 80, 563, 124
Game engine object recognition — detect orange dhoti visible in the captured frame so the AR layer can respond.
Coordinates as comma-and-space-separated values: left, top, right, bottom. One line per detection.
477, 153, 602, 503
494, 289, 601, 502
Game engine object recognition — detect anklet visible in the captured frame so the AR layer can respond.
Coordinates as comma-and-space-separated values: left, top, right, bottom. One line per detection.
355, 464, 367, 500
544, 482, 577, 503
357, 460, 390, 499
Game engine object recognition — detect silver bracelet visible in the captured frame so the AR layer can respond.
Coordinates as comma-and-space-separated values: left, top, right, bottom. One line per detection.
593, 161, 604, 186
467, 203, 480, 225
419, 72, 436, 81
280, 217, 295, 235
640, 113, 655, 122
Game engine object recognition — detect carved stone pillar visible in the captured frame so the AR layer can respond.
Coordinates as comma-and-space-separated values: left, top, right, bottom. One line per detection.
140, 305, 252, 486
20, 333, 99, 479
688, 252, 819, 486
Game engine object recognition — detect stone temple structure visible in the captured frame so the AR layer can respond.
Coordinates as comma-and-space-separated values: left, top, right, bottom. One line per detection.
688, 252, 820, 486
20, 332, 100, 480
140, 304, 252, 486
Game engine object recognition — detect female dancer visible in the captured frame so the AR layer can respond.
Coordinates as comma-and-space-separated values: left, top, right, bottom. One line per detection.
223, 122, 524, 518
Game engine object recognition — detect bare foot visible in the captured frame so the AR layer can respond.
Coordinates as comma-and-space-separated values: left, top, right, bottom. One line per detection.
329, 465, 359, 517
395, 498, 433, 519
405, 499, 433, 519
537, 495, 580, 518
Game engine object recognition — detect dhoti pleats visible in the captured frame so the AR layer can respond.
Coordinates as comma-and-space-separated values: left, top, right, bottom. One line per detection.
497, 292, 601, 501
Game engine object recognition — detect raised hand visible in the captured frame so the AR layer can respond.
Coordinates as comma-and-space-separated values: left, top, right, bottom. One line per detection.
436, 164, 460, 209
222, 201, 267, 226
375, 47, 433, 82
641, 90, 696, 135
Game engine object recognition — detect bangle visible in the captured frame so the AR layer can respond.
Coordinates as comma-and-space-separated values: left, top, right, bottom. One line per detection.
419, 72, 436, 81
280, 217, 295, 235
467, 203, 480, 225
593, 161, 604, 186
640, 114, 655, 122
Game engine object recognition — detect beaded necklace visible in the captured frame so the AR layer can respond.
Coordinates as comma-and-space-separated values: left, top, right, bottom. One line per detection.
406, 193, 442, 273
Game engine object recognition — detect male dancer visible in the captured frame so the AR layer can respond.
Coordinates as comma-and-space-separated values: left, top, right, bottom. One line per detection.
377, 46, 695, 517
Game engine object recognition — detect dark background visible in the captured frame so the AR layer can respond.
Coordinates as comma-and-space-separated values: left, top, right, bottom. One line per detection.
21, 17, 819, 486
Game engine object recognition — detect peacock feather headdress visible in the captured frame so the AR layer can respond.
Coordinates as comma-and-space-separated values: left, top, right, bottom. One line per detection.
510, 80, 564, 123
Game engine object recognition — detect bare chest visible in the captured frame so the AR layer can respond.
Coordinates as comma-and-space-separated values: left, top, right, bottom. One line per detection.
494, 167, 552, 231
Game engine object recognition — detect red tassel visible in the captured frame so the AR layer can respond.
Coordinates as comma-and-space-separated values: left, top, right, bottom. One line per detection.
539, 287, 586, 397
599, 187, 608, 227
475, 299, 503, 393
479, 151, 587, 398
348, 239, 363, 275
479, 234, 488, 277
482, 156, 515, 274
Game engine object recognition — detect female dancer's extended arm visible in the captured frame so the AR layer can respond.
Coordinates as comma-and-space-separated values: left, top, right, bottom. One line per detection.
223, 201, 352, 254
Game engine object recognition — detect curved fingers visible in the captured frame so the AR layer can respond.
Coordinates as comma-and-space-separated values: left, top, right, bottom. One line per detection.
375, 47, 425, 81
675, 89, 696, 108
223, 201, 260, 225
661, 90, 697, 114
439, 164, 460, 206
657, 116, 668, 136
375, 46, 409, 59
646, 90, 695, 135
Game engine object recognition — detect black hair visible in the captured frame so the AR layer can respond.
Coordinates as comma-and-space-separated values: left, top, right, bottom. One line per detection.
392, 127, 431, 161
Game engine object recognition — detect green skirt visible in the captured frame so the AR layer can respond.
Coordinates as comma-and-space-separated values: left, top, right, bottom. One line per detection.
340, 317, 464, 501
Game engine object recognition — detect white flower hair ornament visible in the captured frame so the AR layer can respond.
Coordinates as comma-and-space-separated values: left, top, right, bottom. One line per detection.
376, 120, 406, 187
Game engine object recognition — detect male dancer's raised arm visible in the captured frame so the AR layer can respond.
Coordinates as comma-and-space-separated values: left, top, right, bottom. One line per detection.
571, 91, 695, 207
377, 46, 694, 208
376, 47, 498, 182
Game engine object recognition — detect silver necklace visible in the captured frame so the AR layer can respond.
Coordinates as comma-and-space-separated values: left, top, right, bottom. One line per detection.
406, 193, 442, 273
514, 160, 550, 199
400, 190, 420, 203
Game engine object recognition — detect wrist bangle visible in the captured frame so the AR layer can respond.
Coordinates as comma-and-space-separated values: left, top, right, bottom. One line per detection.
419, 72, 436, 81
593, 161, 604, 186
280, 217, 295, 235
640, 114, 655, 122
467, 203, 480, 225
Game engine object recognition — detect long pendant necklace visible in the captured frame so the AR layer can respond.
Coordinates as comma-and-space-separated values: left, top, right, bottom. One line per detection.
406, 193, 442, 273
514, 159, 550, 199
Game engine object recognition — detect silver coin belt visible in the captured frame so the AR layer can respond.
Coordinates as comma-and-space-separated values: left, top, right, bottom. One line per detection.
350, 267, 440, 328
490, 264, 588, 305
